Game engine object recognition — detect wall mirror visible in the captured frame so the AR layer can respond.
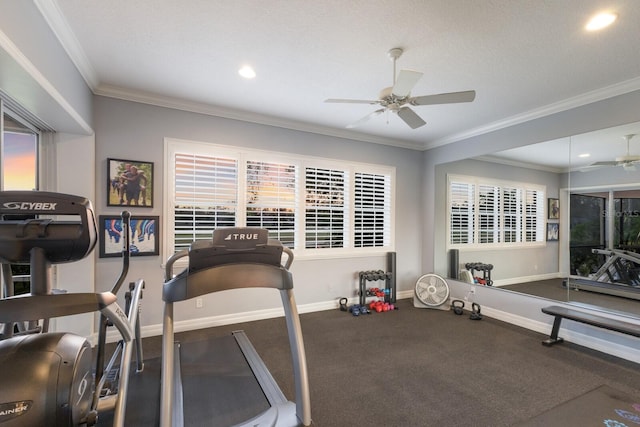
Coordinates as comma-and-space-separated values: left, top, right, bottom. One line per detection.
434, 120, 640, 320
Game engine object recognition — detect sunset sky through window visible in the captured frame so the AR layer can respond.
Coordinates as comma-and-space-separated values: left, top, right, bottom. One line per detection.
3, 131, 37, 190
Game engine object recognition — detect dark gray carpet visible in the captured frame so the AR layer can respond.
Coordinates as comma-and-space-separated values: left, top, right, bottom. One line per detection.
114, 298, 640, 426
517, 385, 640, 426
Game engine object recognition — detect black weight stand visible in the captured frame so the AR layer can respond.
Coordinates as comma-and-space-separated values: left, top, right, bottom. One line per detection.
358, 270, 395, 306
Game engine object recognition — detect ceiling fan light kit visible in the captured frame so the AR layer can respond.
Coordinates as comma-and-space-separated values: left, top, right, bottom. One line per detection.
325, 47, 476, 129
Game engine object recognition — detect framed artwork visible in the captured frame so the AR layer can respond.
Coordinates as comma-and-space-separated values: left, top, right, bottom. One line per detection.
548, 198, 559, 219
547, 222, 559, 242
107, 158, 153, 207
99, 215, 159, 258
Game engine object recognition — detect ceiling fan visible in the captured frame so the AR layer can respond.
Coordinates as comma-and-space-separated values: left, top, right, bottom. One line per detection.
325, 48, 476, 129
589, 134, 639, 171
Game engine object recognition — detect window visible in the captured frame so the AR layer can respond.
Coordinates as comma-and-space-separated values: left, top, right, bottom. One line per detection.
354, 172, 391, 247
1, 110, 38, 191
447, 174, 545, 248
165, 139, 395, 257
305, 167, 346, 249
173, 153, 238, 252
247, 161, 297, 247
1, 101, 41, 295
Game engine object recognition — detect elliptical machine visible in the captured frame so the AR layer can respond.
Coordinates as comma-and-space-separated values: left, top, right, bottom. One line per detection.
0, 191, 144, 426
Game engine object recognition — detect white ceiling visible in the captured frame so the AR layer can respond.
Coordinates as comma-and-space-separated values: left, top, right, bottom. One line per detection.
38, 0, 640, 153
480, 120, 640, 172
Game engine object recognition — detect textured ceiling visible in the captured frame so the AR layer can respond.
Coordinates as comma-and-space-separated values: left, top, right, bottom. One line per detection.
39, 0, 640, 151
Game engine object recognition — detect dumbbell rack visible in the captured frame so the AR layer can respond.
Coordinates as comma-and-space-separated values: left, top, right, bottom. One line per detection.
464, 262, 494, 286
358, 270, 395, 306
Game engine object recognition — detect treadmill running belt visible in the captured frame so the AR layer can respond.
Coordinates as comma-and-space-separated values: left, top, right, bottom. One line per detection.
179, 334, 271, 426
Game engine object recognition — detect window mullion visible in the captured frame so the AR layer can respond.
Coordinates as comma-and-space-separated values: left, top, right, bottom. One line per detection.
237, 154, 247, 226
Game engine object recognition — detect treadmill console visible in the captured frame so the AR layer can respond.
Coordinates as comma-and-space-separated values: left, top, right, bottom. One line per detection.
187, 227, 283, 272
212, 227, 269, 249
0, 191, 97, 264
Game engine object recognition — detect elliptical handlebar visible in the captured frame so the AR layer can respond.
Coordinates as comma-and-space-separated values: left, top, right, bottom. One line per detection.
111, 211, 131, 295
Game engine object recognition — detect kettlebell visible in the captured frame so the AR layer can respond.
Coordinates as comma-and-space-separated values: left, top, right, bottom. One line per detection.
451, 299, 465, 315
470, 302, 483, 320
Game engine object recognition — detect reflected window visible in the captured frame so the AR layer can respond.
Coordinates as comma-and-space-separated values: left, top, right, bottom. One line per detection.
569, 194, 605, 276
447, 174, 545, 248
615, 197, 640, 249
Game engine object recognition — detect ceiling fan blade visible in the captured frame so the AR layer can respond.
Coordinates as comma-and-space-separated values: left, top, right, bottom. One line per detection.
411, 90, 476, 106
346, 108, 385, 129
392, 70, 423, 98
397, 107, 426, 129
325, 98, 379, 104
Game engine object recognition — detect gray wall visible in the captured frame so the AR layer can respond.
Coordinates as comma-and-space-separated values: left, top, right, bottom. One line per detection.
93, 96, 424, 329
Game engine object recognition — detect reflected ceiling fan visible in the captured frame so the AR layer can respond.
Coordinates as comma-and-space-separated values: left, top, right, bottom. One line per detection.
325, 48, 476, 129
588, 134, 639, 171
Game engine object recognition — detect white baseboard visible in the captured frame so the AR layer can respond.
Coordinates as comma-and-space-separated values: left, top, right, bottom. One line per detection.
102, 297, 364, 344
481, 306, 639, 364
491, 272, 563, 287
102, 289, 638, 364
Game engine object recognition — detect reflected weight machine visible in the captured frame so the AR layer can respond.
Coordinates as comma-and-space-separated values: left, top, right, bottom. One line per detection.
565, 248, 640, 300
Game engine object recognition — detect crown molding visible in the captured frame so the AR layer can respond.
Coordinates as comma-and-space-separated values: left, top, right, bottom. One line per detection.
35, 0, 99, 90
94, 83, 425, 151
424, 76, 640, 150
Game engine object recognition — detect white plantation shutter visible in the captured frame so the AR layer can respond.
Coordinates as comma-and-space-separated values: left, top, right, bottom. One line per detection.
478, 184, 500, 243
525, 188, 544, 242
449, 181, 475, 244
502, 187, 521, 243
246, 161, 297, 247
166, 139, 395, 256
305, 167, 346, 248
173, 153, 237, 252
354, 172, 391, 247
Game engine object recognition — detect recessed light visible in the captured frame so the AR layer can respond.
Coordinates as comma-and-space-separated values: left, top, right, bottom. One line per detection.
578, 153, 591, 158
238, 65, 256, 79
585, 12, 617, 31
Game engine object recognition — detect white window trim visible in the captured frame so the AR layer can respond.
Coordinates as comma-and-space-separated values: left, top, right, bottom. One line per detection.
164, 137, 395, 260
446, 173, 546, 251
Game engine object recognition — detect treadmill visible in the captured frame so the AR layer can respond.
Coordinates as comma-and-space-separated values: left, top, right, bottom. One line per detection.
160, 227, 312, 427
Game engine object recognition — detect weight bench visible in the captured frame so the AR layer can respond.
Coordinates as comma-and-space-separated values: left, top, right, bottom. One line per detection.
541, 305, 640, 346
